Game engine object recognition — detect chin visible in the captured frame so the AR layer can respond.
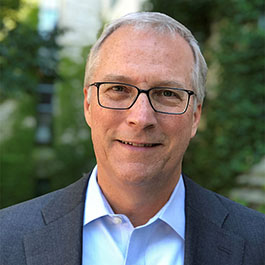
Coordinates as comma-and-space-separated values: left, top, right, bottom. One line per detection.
114, 162, 163, 186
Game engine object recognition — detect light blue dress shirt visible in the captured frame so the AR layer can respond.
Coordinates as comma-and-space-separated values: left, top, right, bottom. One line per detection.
82, 166, 185, 265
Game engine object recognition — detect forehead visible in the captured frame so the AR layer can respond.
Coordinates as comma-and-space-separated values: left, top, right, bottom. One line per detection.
92, 25, 194, 85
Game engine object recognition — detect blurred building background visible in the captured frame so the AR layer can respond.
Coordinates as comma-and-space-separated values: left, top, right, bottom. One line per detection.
0, 0, 264, 211
39, 0, 145, 60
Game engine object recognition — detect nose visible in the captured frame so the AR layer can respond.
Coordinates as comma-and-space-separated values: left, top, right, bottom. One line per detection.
126, 93, 157, 129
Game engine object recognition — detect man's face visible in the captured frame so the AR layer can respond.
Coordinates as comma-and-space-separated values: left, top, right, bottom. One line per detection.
84, 26, 201, 188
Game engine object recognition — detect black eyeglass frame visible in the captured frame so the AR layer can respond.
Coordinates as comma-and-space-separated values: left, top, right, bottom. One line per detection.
89, 81, 196, 115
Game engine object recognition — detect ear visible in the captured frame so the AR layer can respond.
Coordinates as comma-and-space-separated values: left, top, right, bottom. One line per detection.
191, 103, 202, 138
83, 87, 92, 127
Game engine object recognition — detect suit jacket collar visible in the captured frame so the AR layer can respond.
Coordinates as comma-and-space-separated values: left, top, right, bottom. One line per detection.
183, 175, 245, 265
23, 175, 90, 265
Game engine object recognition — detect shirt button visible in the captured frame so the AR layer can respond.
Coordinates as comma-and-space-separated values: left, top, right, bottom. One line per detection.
112, 216, 123, 224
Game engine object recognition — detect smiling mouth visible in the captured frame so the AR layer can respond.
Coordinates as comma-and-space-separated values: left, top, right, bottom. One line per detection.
119, 140, 160, 147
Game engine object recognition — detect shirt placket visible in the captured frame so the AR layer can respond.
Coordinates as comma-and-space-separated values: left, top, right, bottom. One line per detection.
124, 227, 150, 265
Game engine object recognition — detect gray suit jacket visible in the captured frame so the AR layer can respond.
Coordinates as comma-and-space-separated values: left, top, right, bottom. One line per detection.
1, 174, 264, 265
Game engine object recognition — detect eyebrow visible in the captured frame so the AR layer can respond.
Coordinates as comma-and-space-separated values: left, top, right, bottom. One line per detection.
102, 74, 133, 83
101, 74, 186, 89
154, 80, 186, 89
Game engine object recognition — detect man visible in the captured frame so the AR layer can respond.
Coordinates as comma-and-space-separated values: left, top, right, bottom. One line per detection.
0, 12, 264, 265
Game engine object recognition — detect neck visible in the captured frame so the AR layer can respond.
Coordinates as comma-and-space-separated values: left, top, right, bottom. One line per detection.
97, 169, 180, 227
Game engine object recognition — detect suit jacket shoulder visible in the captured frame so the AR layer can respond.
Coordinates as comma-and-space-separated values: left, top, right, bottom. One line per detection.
183, 175, 265, 265
0, 176, 89, 265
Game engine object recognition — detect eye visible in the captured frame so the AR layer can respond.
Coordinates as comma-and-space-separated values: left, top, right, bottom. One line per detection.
151, 88, 185, 104
162, 90, 175, 97
160, 89, 182, 100
112, 85, 126, 92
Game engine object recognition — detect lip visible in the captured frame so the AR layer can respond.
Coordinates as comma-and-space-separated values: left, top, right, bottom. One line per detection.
117, 140, 161, 148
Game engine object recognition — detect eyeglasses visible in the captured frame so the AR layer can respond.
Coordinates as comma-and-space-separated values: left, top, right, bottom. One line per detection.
89, 82, 196, 115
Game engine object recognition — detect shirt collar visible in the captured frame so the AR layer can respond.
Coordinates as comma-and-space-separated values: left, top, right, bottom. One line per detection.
83, 165, 185, 239
83, 165, 114, 225
157, 175, 185, 239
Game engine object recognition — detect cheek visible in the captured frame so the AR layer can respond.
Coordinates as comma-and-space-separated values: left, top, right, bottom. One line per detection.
89, 109, 108, 156
167, 115, 194, 144
90, 107, 121, 140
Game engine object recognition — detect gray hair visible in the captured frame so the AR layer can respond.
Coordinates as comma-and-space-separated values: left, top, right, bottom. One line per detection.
84, 12, 207, 105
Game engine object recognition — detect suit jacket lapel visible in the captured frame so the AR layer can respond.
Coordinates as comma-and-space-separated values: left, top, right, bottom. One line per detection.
183, 176, 245, 265
23, 175, 90, 265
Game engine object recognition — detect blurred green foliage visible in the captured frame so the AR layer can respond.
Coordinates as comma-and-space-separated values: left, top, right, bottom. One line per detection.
51, 47, 96, 191
0, 96, 36, 206
0, 0, 63, 207
0, 0, 60, 99
145, 0, 265, 195
0, 0, 38, 207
